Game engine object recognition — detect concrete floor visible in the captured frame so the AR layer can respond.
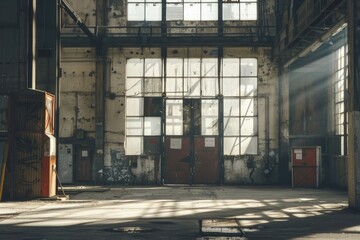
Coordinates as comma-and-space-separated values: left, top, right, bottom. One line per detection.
0, 186, 359, 240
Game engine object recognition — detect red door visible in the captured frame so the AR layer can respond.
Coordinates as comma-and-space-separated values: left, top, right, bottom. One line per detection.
75, 146, 92, 182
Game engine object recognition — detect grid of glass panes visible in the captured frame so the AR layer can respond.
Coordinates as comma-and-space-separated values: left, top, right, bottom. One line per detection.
127, 0, 256, 21
222, 58, 258, 155
125, 59, 162, 155
166, 0, 218, 21
223, 0, 257, 21
334, 45, 348, 155
127, 0, 162, 21
165, 58, 219, 136
166, 58, 218, 97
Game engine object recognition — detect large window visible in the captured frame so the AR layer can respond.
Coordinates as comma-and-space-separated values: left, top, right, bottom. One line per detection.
125, 59, 163, 155
333, 45, 348, 155
127, 0, 257, 21
223, 0, 257, 20
167, 0, 218, 21
222, 58, 258, 155
125, 57, 258, 156
166, 58, 218, 97
127, 0, 162, 21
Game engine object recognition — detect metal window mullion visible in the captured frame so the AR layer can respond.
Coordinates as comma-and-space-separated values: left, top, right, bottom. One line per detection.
200, 57, 203, 97
141, 59, 146, 152
343, 42, 348, 155
182, 58, 185, 98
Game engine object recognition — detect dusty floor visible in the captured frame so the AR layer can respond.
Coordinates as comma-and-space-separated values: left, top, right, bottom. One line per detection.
0, 186, 359, 240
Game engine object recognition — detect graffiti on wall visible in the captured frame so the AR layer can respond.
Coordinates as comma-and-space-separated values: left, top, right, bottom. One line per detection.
104, 150, 135, 184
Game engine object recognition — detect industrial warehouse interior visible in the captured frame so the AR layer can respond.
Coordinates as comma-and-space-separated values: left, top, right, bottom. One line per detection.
1, 0, 360, 239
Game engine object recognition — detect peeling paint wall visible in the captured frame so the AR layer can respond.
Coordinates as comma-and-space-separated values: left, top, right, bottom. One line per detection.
60, 48, 96, 139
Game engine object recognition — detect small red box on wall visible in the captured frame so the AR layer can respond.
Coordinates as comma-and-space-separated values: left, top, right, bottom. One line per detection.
292, 146, 321, 188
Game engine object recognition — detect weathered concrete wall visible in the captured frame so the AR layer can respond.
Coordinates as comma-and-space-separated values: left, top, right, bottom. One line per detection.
60, 48, 96, 139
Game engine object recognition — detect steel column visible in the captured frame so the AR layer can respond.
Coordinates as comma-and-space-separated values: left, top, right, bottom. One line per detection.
347, 0, 360, 209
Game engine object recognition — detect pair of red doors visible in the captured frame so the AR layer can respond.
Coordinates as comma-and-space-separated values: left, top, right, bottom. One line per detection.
164, 99, 220, 184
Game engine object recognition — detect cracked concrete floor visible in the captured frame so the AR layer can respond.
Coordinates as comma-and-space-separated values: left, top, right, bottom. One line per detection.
0, 186, 359, 240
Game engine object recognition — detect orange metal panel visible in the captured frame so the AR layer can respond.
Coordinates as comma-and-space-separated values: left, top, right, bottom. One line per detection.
41, 156, 56, 197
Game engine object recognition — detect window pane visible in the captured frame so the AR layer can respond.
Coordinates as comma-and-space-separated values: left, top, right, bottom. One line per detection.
144, 78, 162, 96
166, 77, 183, 97
241, 117, 257, 135
202, 58, 217, 77
340, 136, 345, 155
166, 100, 183, 135
202, 77, 218, 96
166, 117, 183, 135
223, 78, 240, 96
241, 98, 257, 116
223, 58, 240, 77
167, 3, 183, 20
240, 2, 257, 20
184, 3, 201, 20
185, 58, 201, 77
202, 99, 218, 116
201, 3, 218, 20
335, 78, 345, 92
126, 137, 143, 155
144, 97, 162, 116
144, 117, 161, 135
128, 3, 145, 21
224, 137, 240, 155
241, 136, 257, 155
202, 100, 218, 135
224, 98, 240, 116
241, 77, 257, 96
202, 117, 218, 135
167, 59, 183, 77
335, 103, 344, 115
127, 59, 143, 76
126, 98, 144, 116
224, 117, 240, 136
146, 3, 162, 21
145, 59, 162, 77
126, 117, 143, 135
185, 78, 201, 97
126, 78, 142, 96
241, 58, 257, 76
223, 3, 239, 20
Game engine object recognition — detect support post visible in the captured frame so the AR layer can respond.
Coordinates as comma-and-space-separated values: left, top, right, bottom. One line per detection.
347, 0, 360, 209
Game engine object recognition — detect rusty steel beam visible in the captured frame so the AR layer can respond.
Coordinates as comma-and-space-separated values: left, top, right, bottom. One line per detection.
60, 0, 97, 44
